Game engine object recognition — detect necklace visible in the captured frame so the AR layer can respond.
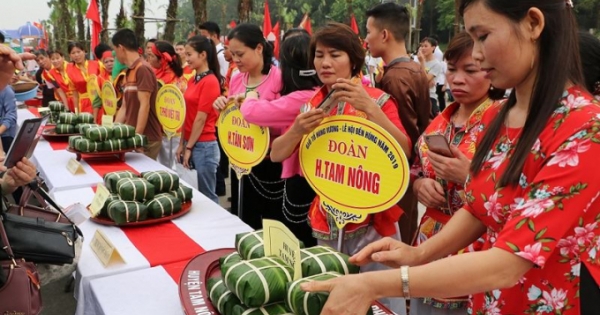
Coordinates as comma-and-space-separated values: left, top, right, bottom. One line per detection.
503, 115, 522, 146
242, 67, 272, 90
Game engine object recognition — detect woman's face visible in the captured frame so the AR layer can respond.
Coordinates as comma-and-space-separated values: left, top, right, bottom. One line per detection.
50, 53, 64, 69
228, 38, 263, 74
102, 56, 115, 73
313, 42, 352, 88
146, 52, 161, 69
175, 45, 186, 61
185, 45, 206, 70
69, 47, 86, 64
464, 1, 538, 90
223, 45, 233, 63
447, 50, 491, 107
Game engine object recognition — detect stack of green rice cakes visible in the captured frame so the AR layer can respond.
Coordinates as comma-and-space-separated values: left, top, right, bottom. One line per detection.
68, 123, 147, 153
98, 170, 194, 224
53, 111, 95, 134
48, 101, 69, 124
207, 230, 372, 315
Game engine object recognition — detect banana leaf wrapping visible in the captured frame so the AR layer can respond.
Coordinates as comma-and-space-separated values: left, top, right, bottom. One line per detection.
127, 134, 148, 148
286, 272, 375, 315
107, 200, 148, 225
68, 135, 84, 149
103, 171, 139, 193
103, 139, 127, 151
169, 184, 193, 203
85, 126, 113, 142
101, 193, 121, 218
232, 303, 293, 315
208, 277, 242, 315
55, 124, 75, 134
116, 177, 155, 202
235, 230, 305, 260
219, 252, 243, 268
145, 193, 182, 218
141, 170, 180, 193
58, 112, 77, 125
75, 139, 102, 153
222, 256, 294, 307
300, 246, 360, 277
49, 101, 65, 112
78, 123, 99, 134
77, 113, 95, 124
112, 124, 136, 139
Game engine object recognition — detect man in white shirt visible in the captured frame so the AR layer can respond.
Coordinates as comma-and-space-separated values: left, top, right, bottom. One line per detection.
198, 22, 229, 78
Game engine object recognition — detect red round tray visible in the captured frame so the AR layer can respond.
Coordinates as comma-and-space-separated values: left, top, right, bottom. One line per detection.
178, 248, 397, 315
67, 147, 133, 162
41, 128, 80, 142
90, 201, 192, 226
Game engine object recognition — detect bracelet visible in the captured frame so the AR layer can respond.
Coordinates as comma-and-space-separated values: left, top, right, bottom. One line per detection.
400, 265, 410, 298
186, 146, 193, 151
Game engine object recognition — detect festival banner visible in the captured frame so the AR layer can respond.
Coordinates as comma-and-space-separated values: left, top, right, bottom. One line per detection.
101, 81, 118, 116
300, 115, 410, 228
217, 100, 270, 178
156, 84, 186, 139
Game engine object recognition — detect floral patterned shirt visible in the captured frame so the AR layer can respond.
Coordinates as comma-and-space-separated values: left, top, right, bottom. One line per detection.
464, 87, 600, 314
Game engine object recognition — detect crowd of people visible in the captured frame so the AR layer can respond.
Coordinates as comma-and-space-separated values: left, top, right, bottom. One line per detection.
2, 0, 600, 313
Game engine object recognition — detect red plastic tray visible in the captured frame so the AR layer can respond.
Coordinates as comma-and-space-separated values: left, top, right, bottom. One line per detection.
89, 201, 192, 227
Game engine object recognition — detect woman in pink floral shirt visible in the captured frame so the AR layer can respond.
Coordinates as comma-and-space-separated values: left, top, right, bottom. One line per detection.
301, 1, 600, 314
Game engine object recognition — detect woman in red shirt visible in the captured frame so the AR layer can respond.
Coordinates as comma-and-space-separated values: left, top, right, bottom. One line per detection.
65, 42, 101, 115
47, 50, 74, 112
177, 35, 223, 204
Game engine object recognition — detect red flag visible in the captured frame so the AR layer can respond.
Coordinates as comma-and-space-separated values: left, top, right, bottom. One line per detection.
33, 22, 47, 49
86, 0, 102, 54
263, 1, 272, 38
350, 14, 359, 35
228, 20, 237, 30
273, 22, 280, 59
298, 13, 312, 35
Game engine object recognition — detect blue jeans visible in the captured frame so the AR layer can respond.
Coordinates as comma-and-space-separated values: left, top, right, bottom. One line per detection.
191, 141, 220, 204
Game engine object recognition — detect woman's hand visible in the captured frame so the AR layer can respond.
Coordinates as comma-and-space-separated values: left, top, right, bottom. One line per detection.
0, 46, 35, 90
212, 96, 229, 111
349, 237, 424, 268
427, 146, 471, 184
301, 274, 375, 315
289, 109, 327, 136
413, 178, 446, 208
1, 157, 37, 192
331, 78, 379, 114
175, 144, 184, 163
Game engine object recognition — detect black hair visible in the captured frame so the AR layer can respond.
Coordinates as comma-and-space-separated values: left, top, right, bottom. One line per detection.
153, 40, 184, 77
420, 37, 438, 47
279, 33, 320, 96
35, 49, 49, 58
199, 21, 221, 37
147, 38, 157, 44
112, 29, 139, 51
49, 50, 64, 57
228, 23, 274, 75
366, 3, 411, 42
0, 32, 4, 44
68, 41, 86, 54
186, 35, 224, 88
462, 0, 584, 187
578, 31, 600, 94
310, 22, 365, 77
282, 28, 310, 42
176, 41, 186, 47
94, 43, 112, 60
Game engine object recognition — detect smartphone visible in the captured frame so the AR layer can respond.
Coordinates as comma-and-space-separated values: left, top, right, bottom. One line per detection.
424, 134, 454, 158
5, 115, 49, 168
316, 89, 336, 113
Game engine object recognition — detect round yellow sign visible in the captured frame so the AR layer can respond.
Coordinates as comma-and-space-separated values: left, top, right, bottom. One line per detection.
299, 115, 410, 227
156, 84, 186, 135
217, 101, 270, 176
87, 75, 100, 99
101, 81, 118, 116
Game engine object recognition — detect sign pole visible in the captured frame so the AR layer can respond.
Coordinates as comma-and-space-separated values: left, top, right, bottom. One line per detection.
337, 227, 345, 252
237, 175, 244, 220
169, 137, 174, 168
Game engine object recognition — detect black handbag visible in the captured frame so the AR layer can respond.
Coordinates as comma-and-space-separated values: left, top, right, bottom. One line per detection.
0, 180, 83, 265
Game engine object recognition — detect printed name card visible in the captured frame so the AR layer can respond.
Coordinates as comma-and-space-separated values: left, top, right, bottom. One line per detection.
88, 184, 110, 218
101, 115, 114, 127
66, 158, 85, 175
263, 219, 302, 280
90, 229, 125, 267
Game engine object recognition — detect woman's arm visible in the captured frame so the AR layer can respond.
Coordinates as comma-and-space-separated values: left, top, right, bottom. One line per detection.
270, 109, 327, 162
56, 88, 69, 108
240, 90, 314, 128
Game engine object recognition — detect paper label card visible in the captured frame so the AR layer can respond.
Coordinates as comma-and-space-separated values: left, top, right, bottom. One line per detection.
90, 229, 125, 267
263, 219, 302, 281
101, 115, 114, 128
66, 158, 85, 175
89, 184, 110, 218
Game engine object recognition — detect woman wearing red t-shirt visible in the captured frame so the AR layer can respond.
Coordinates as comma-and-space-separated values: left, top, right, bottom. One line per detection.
177, 35, 222, 204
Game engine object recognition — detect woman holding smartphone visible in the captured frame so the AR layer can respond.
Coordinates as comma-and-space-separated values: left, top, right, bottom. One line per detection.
410, 32, 504, 315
